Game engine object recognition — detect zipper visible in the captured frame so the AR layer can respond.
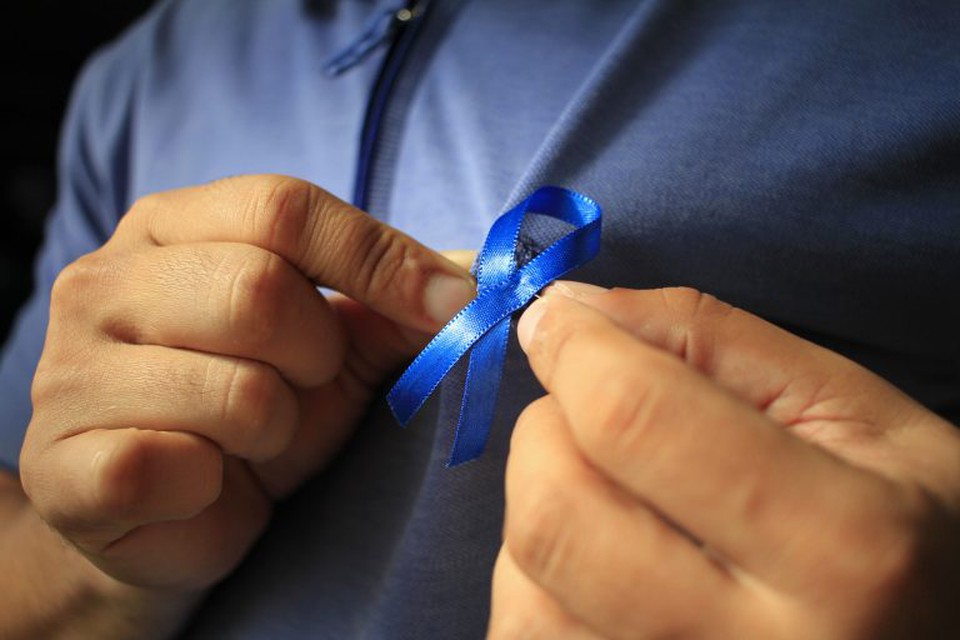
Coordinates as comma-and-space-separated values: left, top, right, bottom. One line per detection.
323, 4, 420, 77
349, 0, 432, 210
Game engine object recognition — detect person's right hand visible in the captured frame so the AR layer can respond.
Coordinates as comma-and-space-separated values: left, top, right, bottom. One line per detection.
18, 175, 476, 597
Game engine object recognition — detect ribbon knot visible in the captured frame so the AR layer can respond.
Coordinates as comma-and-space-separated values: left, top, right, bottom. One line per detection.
388, 186, 602, 466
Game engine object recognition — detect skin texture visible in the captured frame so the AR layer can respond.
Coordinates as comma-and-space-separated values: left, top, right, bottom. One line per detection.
490, 283, 960, 639
5, 174, 958, 637
9, 175, 477, 638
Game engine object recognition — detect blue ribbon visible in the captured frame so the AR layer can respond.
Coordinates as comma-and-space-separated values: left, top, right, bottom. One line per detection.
388, 186, 602, 466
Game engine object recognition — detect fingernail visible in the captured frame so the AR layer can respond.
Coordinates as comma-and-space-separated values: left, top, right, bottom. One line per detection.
425, 273, 476, 325
517, 297, 548, 352
545, 280, 609, 299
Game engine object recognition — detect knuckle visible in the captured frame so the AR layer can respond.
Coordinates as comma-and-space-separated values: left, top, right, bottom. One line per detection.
581, 369, 662, 465
855, 485, 933, 598
505, 472, 571, 586
215, 359, 294, 459
657, 286, 732, 365
89, 432, 149, 522
51, 253, 133, 343
50, 254, 114, 312
49, 262, 82, 308
116, 192, 166, 241
725, 463, 778, 533
29, 356, 68, 412
223, 251, 290, 352
659, 286, 724, 320
353, 226, 416, 301
127, 192, 164, 219
590, 373, 646, 443
510, 397, 553, 452
247, 176, 316, 256
594, 287, 642, 330
123, 192, 164, 228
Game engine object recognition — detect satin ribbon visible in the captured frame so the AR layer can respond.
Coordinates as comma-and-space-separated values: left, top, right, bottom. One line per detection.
388, 186, 602, 466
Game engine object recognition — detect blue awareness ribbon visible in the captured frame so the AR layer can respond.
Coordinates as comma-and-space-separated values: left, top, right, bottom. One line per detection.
387, 186, 602, 466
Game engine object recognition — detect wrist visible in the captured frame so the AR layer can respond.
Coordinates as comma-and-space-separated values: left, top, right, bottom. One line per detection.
57, 529, 206, 640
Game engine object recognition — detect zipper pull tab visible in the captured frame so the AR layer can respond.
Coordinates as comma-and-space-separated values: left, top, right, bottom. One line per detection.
324, 5, 419, 77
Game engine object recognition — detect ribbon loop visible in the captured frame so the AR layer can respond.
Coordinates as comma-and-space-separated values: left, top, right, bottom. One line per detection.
388, 186, 602, 466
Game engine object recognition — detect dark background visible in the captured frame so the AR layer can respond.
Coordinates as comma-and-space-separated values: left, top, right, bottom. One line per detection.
1, 1, 154, 346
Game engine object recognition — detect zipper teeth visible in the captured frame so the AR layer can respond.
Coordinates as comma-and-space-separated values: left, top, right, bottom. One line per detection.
352, 1, 430, 210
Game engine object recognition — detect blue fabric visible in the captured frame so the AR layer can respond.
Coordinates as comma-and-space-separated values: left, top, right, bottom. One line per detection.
1, 0, 958, 637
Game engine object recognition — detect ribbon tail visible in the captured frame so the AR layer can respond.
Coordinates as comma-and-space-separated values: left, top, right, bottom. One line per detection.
448, 316, 511, 466
387, 186, 602, 467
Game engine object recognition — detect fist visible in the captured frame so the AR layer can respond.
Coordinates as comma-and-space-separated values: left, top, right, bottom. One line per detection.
19, 175, 476, 591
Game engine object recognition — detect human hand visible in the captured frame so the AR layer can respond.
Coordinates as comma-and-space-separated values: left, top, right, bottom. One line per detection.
19, 176, 476, 597
491, 284, 960, 639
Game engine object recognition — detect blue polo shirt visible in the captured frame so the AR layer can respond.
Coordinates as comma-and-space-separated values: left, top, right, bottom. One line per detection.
1, 1, 958, 637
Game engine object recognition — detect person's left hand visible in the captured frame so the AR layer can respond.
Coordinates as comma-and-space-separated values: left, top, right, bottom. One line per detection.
490, 283, 960, 639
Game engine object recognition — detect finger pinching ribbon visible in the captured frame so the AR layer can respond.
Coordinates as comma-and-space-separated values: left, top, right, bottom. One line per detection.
388, 186, 602, 466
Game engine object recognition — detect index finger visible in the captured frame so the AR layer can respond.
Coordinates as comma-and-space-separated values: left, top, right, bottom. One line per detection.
516, 294, 905, 593
544, 284, 960, 500
115, 175, 476, 333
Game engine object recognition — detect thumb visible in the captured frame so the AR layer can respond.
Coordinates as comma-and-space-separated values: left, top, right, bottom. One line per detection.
328, 249, 478, 388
